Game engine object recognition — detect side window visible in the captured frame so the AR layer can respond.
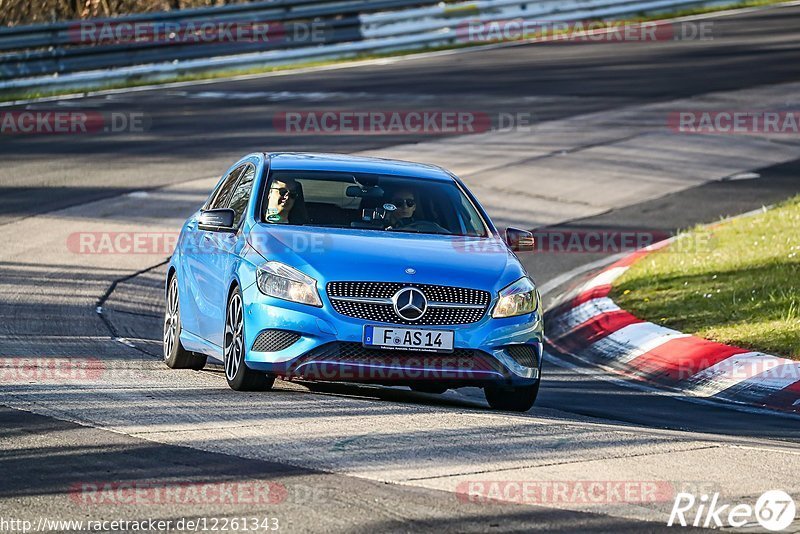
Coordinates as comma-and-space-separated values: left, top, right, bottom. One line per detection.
206, 165, 244, 210
228, 164, 256, 227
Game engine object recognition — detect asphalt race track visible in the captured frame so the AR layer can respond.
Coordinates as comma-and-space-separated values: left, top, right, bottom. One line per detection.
1, 3, 800, 532
3, 2, 800, 225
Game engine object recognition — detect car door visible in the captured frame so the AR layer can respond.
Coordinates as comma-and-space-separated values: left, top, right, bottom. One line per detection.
181, 164, 244, 342
199, 163, 257, 348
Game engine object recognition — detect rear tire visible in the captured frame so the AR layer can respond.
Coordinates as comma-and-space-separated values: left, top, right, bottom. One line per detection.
224, 287, 274, 392
484, 381, 539, 412
164, 275, 207, 370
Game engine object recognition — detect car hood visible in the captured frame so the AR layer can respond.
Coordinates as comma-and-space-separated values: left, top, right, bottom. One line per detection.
246, 224, 527, 293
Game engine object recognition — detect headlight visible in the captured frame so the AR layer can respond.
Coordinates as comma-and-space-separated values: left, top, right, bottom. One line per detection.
256, 261, 322, 307
492, 277, 539, 318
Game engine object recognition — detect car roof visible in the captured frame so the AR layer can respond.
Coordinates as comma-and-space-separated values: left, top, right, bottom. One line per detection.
265, 152, 455, 182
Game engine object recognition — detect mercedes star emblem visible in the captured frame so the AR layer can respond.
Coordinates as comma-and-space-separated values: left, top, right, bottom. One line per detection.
392, 287, 427, 321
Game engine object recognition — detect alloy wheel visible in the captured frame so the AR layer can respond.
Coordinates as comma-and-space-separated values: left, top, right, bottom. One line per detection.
224, 292, 244, 381
163, 277, 179, 360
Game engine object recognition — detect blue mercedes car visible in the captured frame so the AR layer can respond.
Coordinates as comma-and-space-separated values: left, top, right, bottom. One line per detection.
164, 152, 543, 411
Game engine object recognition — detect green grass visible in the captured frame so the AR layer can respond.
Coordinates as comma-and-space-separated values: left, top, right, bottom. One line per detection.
612, 195, 800, 359
0, 0, 791, 104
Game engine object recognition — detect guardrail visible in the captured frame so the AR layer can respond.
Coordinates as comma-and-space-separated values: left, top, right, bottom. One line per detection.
1, 0, 728, 92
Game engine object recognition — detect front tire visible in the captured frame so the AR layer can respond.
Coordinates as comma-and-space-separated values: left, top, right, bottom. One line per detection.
224, 287, 274, 392
484, 381, 539, 412
164, 275, 207, 370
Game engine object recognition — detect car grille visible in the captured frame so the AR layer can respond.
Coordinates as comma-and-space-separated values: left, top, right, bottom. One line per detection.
505, 344, 539, 368
326, 281, 490, 325
287, 342, 507, 378
252, 329, 300, 352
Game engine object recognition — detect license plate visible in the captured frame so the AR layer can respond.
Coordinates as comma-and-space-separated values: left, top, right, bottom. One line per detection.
363, 325, 454, 353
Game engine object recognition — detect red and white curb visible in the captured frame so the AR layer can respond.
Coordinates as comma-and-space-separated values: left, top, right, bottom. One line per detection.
544, 241, 800, 415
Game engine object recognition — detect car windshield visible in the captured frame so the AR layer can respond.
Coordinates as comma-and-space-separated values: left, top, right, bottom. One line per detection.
259, 170, 489, 237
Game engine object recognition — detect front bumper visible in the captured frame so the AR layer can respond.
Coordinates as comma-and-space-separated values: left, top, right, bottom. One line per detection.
241, 283, 543, 387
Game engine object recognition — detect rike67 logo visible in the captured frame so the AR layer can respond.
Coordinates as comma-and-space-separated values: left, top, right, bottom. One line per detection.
668, 490, 796, 531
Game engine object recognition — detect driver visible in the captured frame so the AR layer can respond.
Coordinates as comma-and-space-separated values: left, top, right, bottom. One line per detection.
387, 187, 418, 228
265, 177, 299, 224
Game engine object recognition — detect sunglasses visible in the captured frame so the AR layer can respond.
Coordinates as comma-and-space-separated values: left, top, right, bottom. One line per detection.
270, 187, 298, 199
391, 198, 415, 208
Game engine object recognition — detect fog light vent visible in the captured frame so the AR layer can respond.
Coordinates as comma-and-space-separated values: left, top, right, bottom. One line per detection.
505, 344, 538, 368
252, 330, 300, 352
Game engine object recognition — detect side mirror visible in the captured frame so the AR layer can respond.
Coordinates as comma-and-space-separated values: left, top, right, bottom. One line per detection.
198, 208, 236, 232
506, 227, 535, 252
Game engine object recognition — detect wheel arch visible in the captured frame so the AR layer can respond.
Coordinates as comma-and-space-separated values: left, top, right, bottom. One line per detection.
227, 277, 242, 303
165, 265, 177, 297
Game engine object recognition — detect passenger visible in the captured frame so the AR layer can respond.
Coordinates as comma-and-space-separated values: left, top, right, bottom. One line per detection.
265, 177, 299, 224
